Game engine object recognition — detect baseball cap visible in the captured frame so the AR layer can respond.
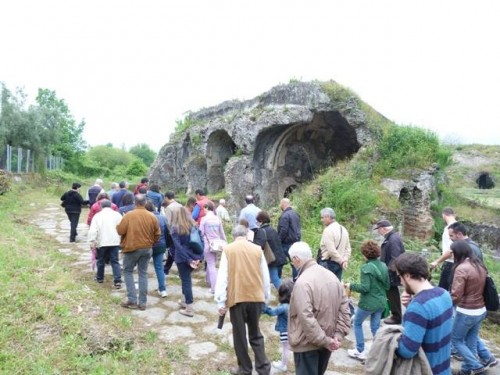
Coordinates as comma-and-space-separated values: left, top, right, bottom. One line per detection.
373, 220, 392, 230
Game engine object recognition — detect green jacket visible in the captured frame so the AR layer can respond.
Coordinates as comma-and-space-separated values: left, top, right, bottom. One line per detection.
350, 259, 390, 312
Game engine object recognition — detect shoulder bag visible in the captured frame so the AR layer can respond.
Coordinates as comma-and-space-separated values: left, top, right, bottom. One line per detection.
261, 228, 276, 265
188, 226, 204, 255
484, 274, 499, 311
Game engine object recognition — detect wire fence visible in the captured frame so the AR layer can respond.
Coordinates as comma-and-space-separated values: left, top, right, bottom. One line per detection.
0, 145, 64, 173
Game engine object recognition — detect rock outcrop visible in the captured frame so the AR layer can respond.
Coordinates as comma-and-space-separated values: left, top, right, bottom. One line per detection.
150, 81, 384, 210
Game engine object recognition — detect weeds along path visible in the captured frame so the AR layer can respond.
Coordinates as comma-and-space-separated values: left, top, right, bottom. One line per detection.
36, 202, 368, 374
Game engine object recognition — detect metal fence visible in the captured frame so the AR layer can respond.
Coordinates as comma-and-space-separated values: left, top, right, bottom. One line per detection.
0, 145, 64, 173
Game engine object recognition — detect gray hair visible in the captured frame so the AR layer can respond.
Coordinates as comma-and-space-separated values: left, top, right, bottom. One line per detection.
95, 178, 103, 186
219, 199, 226, 205
100, 199, 111, 209
135, 194, 147, 206
320, 207, 336, 219
111, 182, 118, 189
232, 225, 248, 238
288, 241, 313, 261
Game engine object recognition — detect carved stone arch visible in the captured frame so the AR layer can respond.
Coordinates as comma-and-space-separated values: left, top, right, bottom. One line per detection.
206, 130, 236, 193
252, 111, 360, 206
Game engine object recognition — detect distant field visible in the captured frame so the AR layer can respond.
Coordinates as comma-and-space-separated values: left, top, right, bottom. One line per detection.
458, 187, 500, 209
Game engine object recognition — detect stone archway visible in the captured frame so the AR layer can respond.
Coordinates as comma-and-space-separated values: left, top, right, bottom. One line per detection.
206, 130, 236, 193
252, 111, 360, 205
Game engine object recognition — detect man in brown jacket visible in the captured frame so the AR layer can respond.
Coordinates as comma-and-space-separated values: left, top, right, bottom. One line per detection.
288, 241, 351, 375
117, 194, 160, 311
214, 225, 271, 375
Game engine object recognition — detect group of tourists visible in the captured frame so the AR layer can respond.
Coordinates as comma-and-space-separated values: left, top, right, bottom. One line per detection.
60, 179, 498, 375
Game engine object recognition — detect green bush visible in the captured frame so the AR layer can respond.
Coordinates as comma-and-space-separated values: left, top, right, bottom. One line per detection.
126, 159, 148, 176
374, 125, 440, 176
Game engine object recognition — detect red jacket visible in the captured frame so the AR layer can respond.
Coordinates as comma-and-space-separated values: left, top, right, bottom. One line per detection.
87, 199, 119, 225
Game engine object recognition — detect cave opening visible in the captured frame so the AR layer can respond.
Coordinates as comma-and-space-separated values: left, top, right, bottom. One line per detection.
252, 111, 361, 206
206, 130, 236, 193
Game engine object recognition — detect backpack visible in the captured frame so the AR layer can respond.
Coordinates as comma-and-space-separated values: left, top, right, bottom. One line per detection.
483, 275, 499, 311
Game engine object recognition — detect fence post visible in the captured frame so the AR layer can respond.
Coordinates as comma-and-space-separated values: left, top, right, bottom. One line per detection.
26, 149, 31, 173
6, 145, 11, 172
17, 147, 22, 173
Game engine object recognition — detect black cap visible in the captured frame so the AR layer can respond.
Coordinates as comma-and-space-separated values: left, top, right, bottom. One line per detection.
72, 182, 81, 190
373, 220, 392, 230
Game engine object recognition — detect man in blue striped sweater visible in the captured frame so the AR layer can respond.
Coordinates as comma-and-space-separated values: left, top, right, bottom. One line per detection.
395, 253, 453, 375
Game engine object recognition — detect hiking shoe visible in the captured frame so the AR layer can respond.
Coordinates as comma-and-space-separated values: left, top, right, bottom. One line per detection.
158, 290, 168, 298
383, 316, 401, 325
178, 300, 187, 309
114, 282, 121, 289
347, 348, 367, 360
138, 305, 146, 311
120, 300, 138, 309
179, 304, 194, 317
94, 277, 104, 283
482, 356, 498, 368
271, 361, 287, 372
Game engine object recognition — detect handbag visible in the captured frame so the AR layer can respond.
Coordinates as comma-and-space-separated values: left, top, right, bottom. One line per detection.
261, 228, 276, 265
484, 274, 499, 311
206, 235, 227, 253
188, 226, 204, 255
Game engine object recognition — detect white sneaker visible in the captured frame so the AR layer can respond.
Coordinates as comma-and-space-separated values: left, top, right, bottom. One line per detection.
347, 348, 367, 360
158, 290, 168, 298
271, 361, 287, 372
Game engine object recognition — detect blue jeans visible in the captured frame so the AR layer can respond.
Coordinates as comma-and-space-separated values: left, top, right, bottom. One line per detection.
451, 311, 487, 372
152, 252, 166, 292
96, 246, 121, 283
268, 266, 282, 290
177, 261, 194, 304
123, 248, 152, 306
353, 307, 383, 352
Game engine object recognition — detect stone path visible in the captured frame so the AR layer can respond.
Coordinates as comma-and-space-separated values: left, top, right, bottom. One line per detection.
37, 202, 495, 374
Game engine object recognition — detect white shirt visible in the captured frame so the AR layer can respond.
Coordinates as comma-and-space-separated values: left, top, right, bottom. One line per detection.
88, 207, 123, 247
216, 205, 231, 222
214, 239, 271, 309
442, 221, 456, 263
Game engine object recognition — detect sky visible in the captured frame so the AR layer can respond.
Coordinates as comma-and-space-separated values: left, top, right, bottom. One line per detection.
1, 1, 500, 152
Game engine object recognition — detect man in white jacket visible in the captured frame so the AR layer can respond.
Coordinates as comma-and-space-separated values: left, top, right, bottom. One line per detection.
88, 199, 123, 288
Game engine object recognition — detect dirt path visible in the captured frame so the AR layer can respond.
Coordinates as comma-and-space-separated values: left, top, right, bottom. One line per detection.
34, 202, 379, 374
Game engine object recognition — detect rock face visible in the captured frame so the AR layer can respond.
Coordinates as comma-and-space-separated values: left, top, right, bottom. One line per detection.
149, 81, 381, 210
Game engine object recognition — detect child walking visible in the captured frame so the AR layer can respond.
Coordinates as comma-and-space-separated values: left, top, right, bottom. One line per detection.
263, 279, 294, 373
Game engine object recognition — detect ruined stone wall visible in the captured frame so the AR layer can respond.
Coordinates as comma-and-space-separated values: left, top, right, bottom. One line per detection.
149, 81, 377, 210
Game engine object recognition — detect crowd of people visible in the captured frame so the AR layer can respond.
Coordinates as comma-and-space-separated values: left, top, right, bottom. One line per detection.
60, 180, 498, 375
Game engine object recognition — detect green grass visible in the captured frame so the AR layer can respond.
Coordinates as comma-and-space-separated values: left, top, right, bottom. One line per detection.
0, 185, 175, 374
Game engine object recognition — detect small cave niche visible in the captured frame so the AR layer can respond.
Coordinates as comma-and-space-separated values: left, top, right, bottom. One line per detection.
206, 130, 236, 193
476, 172, 495, 189
284, 184, 298, 198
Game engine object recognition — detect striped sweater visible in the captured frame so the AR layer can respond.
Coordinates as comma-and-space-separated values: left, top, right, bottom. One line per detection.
397, 287, 453, 375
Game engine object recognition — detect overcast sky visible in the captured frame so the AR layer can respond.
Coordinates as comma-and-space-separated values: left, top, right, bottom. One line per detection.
1, 1, 499, 152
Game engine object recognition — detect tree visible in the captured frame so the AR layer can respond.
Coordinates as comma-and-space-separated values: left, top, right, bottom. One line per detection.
35, 88, 86, 160
129, 143, 156, 166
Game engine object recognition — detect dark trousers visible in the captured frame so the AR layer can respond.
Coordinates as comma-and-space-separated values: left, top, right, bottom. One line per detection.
163, 247, 175, 275
387, 285, 402, 322
66, 212, 80, 241
229, 302, 270, 375
278, 243, 297, 280
294, 348, 332, 375
438, 261, 454, 291
176, 261, 193, 304
319, 259, 343, 281
96, 246, 121, 283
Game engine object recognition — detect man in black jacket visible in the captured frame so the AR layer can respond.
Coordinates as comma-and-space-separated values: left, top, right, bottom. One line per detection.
374, 219, 405, 325
277, 198, 301, 279
60, 182, 89, 242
